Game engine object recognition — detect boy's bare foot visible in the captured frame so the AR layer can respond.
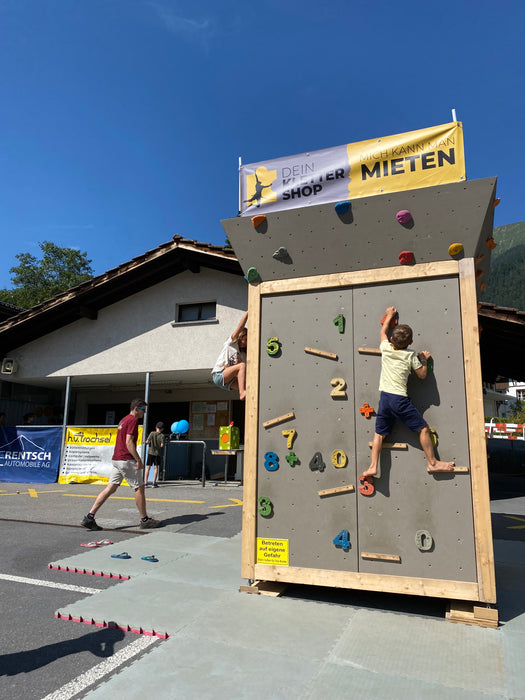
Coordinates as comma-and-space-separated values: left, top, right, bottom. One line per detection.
360, 467, 377, 479
427, 460, 455, 473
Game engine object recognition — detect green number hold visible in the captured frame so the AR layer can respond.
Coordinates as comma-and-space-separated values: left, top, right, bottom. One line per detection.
333, 314, 345, 333
258, 496, 273, 517
267, 337, 280, 355
285, 451, 299, 466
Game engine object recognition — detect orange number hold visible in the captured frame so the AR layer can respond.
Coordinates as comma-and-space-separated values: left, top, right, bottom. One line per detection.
359, 402, 375, 418
358, 474, 375, 496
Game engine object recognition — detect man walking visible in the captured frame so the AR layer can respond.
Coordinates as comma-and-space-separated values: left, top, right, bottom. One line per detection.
81, 398, 162, 531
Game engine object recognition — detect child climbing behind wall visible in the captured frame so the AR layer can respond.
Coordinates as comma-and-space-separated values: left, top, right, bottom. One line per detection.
211, 311, 248, 400
361, 306, 455, 480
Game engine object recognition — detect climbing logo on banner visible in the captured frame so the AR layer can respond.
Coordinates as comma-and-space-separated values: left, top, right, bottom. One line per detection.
239, 122, 465, 215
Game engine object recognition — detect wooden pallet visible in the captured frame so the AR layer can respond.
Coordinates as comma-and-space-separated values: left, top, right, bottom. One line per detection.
239, 580, 288, 597
446, 600, 498, 628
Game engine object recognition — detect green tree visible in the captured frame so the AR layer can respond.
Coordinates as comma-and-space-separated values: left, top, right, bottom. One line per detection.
509, 399, 525, 424
0, 241, 94, 309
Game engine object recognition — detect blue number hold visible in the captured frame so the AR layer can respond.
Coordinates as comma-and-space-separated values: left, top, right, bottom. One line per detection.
264, 451, 279, 471
333, 529, 350, 551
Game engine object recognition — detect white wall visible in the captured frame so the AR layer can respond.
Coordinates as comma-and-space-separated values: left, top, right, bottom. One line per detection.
9, 269, 248, 380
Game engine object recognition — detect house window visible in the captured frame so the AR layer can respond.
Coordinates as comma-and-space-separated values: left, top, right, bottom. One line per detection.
174, 301, 217, 325
516, 390, 525, 401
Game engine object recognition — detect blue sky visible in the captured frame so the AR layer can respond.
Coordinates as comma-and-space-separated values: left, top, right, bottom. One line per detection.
1, 0, 523, 284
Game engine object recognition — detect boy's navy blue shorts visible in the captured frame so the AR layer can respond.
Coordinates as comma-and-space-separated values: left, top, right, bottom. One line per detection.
375, 391, 427, 436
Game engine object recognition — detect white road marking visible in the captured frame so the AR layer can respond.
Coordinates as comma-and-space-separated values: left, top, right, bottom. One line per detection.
0, 573, 99, 594
40, 635, 160, 700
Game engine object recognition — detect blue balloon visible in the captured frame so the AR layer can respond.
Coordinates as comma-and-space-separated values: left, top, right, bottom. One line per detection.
173, 419, 189, 435
170, 422, 179, 434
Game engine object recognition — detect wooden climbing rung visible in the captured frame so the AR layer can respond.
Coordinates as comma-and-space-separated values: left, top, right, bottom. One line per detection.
304, 346, 338, 360
361, 552, 401, 563
263, 412, 295, 429
318, 485, 355, 497
427, 466, 470, 473
368, 442, 408, 449
358, 347, 381, 355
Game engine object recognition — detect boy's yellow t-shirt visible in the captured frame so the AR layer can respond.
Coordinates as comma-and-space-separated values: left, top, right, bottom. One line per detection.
378, 339, 422, 397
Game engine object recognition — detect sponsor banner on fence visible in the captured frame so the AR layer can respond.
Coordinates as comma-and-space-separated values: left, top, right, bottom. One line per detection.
0, 426, 62, 484
59, 426, 143, 484
239, 122, 465, 216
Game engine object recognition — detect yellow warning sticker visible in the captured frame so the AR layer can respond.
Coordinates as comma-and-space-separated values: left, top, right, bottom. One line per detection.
256, 538, 289, 566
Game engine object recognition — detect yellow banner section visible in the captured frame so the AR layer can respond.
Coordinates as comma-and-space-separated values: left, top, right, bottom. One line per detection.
347, 121, 465, 199
257, 537, 289, 566
58, 426, 143, 484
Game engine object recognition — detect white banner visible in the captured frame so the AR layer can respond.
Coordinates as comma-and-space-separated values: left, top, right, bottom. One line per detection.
59, 426, 143, 484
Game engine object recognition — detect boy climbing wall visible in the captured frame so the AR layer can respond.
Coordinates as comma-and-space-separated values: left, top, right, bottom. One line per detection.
361, 306, 455, 481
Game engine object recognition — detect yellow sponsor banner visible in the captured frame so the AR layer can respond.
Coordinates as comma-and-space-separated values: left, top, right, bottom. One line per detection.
58, 426, 143, 484
257, 537, 289, 566
239, 122, 465, 215
347, 121, 465, 199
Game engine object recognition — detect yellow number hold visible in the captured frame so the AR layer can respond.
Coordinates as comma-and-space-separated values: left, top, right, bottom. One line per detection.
331, 449, 347, 468
282, 429, 297, 449
330, 378, 347, 398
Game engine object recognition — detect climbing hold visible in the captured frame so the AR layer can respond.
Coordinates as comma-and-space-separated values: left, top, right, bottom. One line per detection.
333, 529, 351, 551
331, 449, 348, 468
309, 452, 326, 472
246, 267, 260, 283
334, 200, 351, 215
428, 427, 438, 446
398, 250, 414, 265
282, 429, 297, 449
396, 209, 412, 224
258, 496, 273, 517
485, 237, 497, 250
330, 378, 347, 398
264, 451, 279, 471
415, 530, 433, 551
380, 311, 398, 328
266, 337, 280, 356
493, 198, 500, 208
475, 269, 484, 279
285, 451, 299, 466
251, 214, 267, 229
333, 314, 345, 333
480, 281, 486, 292
448, 242, 463, 256
272, 247, 292, 263
358, 475, 375, 496
359, 402, 375, 418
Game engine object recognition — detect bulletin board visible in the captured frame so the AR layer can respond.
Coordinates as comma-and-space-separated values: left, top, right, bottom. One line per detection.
190, 400, 230, 439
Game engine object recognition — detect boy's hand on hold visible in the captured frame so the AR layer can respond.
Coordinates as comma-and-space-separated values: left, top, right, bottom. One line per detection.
385, 306, 397, 317
418, 351, 431, 363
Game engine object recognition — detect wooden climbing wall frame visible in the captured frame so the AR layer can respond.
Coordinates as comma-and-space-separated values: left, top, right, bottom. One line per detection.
242, 259, 496, 605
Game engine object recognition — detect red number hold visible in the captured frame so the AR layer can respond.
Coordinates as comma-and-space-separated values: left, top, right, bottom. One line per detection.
358, 474, 375, 496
